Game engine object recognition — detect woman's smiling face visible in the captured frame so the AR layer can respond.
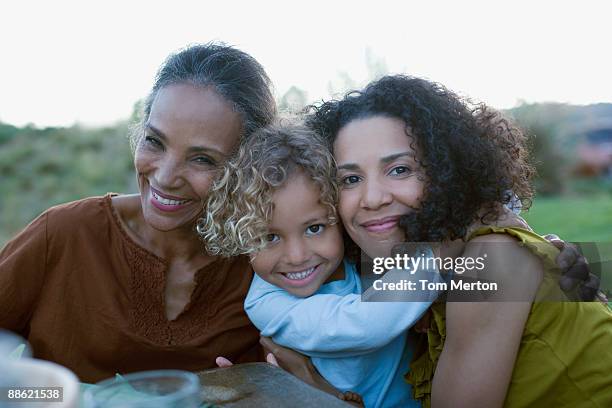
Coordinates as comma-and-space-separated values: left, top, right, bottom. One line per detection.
334, 115, 425, 258
134, 83, 243, 232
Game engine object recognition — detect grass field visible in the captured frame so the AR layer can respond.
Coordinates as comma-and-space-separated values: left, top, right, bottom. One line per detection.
523, 195, 612, 242
523, 194, 612, 301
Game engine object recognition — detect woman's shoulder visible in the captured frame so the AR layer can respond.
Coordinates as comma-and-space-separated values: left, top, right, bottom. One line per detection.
109, 194, 141, 217
37, 194, 137, 246
461, 225, 546, 300
467, 225, 559, 269
1, 194, 125, 265
43, 194, 116, 227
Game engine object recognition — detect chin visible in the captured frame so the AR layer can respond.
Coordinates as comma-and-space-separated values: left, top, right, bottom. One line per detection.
359, 240, 400, 259
142, 208, 198, 232
356, 232, 405, 258
287, 288, 317, 298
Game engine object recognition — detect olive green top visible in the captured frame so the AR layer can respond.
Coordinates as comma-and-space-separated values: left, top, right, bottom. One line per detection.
405, 227, 612, 408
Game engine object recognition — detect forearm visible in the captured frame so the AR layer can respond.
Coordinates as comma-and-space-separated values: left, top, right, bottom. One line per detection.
249, 293, 430, 356
432, 341, 511, 408
260, 337, 363, 406
246, 268, 437, 356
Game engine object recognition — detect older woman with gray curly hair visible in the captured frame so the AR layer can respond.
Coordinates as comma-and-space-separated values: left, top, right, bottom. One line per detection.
0, 43, 276, 382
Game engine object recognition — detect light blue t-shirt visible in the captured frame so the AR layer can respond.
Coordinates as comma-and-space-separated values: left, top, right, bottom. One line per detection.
245, 260, 434, 408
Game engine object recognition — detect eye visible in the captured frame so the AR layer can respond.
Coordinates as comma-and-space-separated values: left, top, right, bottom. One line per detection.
143, 135, 163, 149
389, 166, 411, 176
193, 156, 216, 166
305, 224, 325, 236
266, 233, 280, 243
341, 175, 362, 185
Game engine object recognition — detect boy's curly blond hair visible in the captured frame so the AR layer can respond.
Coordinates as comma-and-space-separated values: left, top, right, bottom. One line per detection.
198, 121, 338, 257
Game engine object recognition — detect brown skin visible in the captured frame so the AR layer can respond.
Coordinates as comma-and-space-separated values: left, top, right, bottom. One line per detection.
332, 114, 600, 406
259, 337, 363, 406
249, 171, 345, 298
112, 83, 243, 320
214, 114, 599, 400
431, 233, 543, 408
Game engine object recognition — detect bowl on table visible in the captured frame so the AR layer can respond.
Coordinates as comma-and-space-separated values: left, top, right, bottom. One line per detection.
2, 358, 80, 408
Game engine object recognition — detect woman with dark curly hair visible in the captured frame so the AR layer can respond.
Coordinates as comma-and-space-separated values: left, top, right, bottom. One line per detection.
306, 75, 612, 407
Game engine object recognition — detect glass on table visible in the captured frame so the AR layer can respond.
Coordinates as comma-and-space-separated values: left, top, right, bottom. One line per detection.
83, 370, 201, 408
0, 329, 33, 387
1, 330, 80, 408
0, 329, 32, 360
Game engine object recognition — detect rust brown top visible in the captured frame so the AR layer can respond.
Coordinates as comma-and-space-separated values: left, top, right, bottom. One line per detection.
0, 194, 262, 382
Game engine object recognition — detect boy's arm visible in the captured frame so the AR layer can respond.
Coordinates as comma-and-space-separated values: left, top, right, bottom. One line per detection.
245, 273, 434, 358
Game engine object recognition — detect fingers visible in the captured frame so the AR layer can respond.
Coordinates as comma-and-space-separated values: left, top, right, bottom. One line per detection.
215, 356, 233, 368
596, 290, 609, 304
341, 391, 365, 407
559, 257, 591, 292
266, 352, 279, 367
578, 274, 601, 302
341, 391, 363, 402
554, 240, 582, 270
559, 276, 582, 293
260, 338, 281, 368
259, 336, 274, 350
547, 237, 594, 296
260, 336, 280, 355
544, 234, 564, 250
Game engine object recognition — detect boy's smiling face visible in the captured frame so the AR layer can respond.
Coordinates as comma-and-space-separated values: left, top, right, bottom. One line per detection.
250, 170, 344, 297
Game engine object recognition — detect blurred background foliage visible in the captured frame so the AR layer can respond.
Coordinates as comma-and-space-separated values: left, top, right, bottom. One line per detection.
2, 99, 610, 244
0, 121, 137, 244
1, 101, 611, 299
1, 61, 611, 297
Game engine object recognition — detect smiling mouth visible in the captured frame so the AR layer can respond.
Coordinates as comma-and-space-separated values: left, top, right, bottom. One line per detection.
361, 216, 401, 233
283, 266, 317, 281
278, 264, 323, 288
151, 190, 190, 206
150, 187, 192, 212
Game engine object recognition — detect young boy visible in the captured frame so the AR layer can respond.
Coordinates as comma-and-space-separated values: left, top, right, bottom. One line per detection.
199, 122, 434, 408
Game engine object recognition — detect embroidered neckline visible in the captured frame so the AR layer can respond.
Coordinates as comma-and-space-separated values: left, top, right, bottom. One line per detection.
101, 193, 230, 345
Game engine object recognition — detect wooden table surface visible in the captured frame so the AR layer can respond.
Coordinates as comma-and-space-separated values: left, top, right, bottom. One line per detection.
197, 363, 352, 407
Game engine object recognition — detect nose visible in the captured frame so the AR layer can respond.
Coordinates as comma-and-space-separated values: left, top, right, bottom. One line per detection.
155, 156, 184, 189
360, 179, 392, 210
284, 237, 311, 266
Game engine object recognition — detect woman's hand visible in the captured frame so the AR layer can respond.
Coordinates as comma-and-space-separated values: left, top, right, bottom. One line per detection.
217, 339, 363, 405
259, 337, 346, 400
340, 391, 364, 407
544, 234, 605, 302
468, 207, 603, 302
215, 356, 234, 368
215, 353, 280, 368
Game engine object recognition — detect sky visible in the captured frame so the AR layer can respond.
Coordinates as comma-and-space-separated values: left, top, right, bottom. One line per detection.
1, 0, 611, 128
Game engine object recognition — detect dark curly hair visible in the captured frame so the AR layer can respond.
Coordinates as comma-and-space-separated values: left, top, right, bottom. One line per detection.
306, 75, 534, 243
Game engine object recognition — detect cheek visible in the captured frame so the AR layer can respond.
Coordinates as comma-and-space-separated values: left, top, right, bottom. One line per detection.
395, 177, 426, 208
319, 226, 345, 261
338, 189, 360, 226
192, 173, 217, 200
412, 178, 426, 206
250, 251, 275, 276
133, 148, 152, 174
